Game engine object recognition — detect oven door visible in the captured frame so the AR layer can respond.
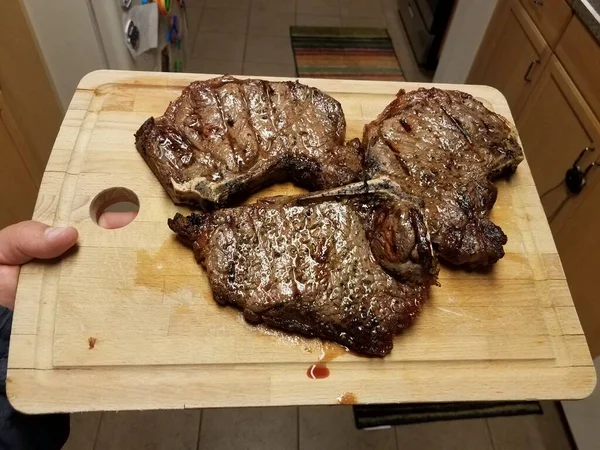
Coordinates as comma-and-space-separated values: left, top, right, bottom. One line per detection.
415, 0, 435, 31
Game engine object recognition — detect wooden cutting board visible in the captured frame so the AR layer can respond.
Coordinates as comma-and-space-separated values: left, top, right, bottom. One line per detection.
7, 70, 595, 413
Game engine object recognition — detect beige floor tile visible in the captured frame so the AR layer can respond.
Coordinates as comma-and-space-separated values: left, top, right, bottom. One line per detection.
340, 0, 384, 18
296, 14, 342, 27
341, 15, 386, 27
62, 412, 101, 450
487, 416, 550, 450
188, 58, 243, 75
243, 62, 297, 77
253, 0, 296, 14
94, 409, 201, 450
297, 0, 340, 16
537, 402, 574, 450
245, 35, 295, 65
205, 0, 251, 10
199, 7, 248, 34
249, 10, 295, 36
193, 31, 246, 61
299, 406, 396, 450
198, 406, 297, 450
395, 419, 493, 450
184, 7, 204, 40
488, 405, 573, 450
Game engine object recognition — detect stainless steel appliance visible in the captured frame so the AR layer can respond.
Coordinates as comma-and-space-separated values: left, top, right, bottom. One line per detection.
398, 0, 455, 70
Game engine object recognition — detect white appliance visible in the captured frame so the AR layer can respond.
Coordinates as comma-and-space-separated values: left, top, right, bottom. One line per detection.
88, 0, 188, 72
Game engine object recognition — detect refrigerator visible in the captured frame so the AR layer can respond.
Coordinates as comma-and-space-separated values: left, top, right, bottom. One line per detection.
88, 0, 189, 72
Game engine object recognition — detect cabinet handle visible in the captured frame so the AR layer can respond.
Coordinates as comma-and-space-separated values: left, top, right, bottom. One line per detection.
524, 59, 540, 82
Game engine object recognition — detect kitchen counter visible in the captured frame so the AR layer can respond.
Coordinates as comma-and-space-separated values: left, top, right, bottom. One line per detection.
573, 0, 600, 42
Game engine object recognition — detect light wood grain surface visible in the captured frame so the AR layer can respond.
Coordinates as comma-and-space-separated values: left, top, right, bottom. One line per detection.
7, 70, 595, 413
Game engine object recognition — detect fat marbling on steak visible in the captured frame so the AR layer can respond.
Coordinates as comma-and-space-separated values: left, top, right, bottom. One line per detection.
168, 178, 439, 356
364, 88, 523, 266
135, 76, 364, 209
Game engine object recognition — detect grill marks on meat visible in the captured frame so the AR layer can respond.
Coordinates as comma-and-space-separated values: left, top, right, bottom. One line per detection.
364, 88, 523, 266
135, 76, 364, 209
168, 179, 438, 356
143, 80, 523, 355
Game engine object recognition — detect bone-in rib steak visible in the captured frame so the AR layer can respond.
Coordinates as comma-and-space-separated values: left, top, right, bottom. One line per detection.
168, 179, 438, 356
364, 88, 523, 266
135, 76, 364, 209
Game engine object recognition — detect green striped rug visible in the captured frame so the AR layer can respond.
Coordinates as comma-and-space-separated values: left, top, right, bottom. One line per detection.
290, 26, 404, 81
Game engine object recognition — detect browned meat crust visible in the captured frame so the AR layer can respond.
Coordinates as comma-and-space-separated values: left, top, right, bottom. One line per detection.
135, 76, 364, 209
364, 88, 523, 266
168, 179, 438, 356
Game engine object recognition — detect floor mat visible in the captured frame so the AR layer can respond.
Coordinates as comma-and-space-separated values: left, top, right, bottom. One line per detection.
353, 401, 542, 429
290, 26, 405, 81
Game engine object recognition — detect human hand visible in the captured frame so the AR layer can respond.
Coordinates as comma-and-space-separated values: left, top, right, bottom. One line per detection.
0, 221, 78, 310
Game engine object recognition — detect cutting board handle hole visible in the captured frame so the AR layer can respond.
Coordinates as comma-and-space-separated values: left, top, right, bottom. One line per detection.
90, 187, 140, 229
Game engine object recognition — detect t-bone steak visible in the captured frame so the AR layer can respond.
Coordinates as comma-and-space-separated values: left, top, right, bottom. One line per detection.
364, 88, 524, 266
135, 76, 364, 209
168, 178, 439, 356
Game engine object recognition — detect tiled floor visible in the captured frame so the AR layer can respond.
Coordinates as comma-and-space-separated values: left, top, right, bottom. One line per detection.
183, 0, 432, 81
63, 401, 573, 449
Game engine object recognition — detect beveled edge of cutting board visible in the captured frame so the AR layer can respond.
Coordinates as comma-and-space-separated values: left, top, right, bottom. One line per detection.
6, 70, 596, 413
77, 69, 511, 109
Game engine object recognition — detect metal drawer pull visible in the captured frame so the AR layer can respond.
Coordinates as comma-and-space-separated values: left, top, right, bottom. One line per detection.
524, 59, 540, 82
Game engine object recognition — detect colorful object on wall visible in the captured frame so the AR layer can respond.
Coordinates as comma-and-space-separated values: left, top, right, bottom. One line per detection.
167, 15, 180, 45
157, 0, 171, 16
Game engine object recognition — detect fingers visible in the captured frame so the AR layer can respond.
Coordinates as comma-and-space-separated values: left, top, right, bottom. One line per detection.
98, 211, 138, 229
0, 221, 79, 265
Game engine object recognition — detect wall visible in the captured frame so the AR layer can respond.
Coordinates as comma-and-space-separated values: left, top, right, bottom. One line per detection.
434, 0, 499, 83
21, 0, 106, 111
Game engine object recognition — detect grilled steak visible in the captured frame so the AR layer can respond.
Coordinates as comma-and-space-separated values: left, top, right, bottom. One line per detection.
168, 179, 438, 356
364, 88, 523, 266
135, 76, 364, 209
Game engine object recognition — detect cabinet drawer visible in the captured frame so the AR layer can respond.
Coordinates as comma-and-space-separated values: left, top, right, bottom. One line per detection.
556, 15, 600, 122
517, 56, 600, 355
468, 0, 551, 117
519, 0, 572, 47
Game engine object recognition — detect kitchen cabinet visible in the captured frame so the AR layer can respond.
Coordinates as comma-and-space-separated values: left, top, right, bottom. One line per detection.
556, 15, 600, 121
0, 1, 62, 228
518, 56, 599, 228
518, 57, 600, 355
519, 0, 572, 48
468, 0, 551, 117
470, 0, 600, 356
0, 91, 38, 229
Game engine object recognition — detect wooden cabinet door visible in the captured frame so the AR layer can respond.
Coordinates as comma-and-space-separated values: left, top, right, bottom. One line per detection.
519, 0, 572, 48
0, 92, 38, 229
556, 15, 600, 122
518, 56, 600, 356
468, 0, 551, 117
0, 0, 62, 183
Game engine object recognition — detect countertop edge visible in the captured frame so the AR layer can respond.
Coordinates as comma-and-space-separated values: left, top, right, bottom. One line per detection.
573, 0, 600, 43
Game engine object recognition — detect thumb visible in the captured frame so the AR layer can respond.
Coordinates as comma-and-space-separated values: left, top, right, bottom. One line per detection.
0, 221, 79, 265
